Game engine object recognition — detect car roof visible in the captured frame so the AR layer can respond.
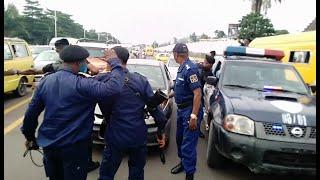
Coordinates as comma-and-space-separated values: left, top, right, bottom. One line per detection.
223, 58, 293, 67
77, 42, 108, 48
127, 59, 164, 66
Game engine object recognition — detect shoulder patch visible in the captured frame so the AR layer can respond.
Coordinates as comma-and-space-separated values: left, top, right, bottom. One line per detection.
189, 74, 198, 83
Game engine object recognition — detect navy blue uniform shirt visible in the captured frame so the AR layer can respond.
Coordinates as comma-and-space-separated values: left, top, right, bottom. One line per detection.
21, 58, 124, 148
95, 68, 167, 148
174, 58, 202, 104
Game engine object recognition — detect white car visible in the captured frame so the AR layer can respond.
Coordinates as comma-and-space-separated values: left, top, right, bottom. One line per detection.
166, 56, 179, 81
33, 50, 60, 71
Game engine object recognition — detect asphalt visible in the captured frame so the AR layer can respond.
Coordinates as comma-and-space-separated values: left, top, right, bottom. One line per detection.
4, 88, 315, 180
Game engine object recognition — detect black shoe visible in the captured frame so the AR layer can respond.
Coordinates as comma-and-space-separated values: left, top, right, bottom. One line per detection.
186, 174, 194, 180
199, 131, 205, 138
87, 161, 100, 172
171, 162, 184, 174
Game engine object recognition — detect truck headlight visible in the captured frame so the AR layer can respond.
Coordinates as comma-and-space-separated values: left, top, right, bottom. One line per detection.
223, 114, 254, 136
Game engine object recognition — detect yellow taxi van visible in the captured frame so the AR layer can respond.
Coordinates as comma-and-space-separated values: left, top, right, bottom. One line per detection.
4, 37, 34, 96
249, 31, 316, 87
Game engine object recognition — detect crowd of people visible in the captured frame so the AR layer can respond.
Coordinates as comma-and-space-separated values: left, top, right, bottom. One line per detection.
15, 39, 216, 180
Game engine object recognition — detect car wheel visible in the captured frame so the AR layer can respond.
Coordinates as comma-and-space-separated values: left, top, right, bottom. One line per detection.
206, 121, 226, 168
15, 77, 28, 97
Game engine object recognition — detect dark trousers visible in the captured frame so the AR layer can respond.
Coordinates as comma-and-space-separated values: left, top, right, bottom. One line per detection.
98, 142, 147, 180
176, 105, 203, 175
43, 141, 89, 180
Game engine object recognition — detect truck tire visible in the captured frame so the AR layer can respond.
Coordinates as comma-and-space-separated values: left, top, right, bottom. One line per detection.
15, 77, 27, 97
206, 121, 226, 168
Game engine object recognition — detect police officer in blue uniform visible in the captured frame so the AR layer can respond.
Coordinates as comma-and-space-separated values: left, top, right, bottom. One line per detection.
196, 52, 215, 138
21, 45, 124, 180
170, 43, 203, 180
95, 46, 167, 180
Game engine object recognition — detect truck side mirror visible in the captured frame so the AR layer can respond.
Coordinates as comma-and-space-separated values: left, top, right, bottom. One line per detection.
206, 76, 218, 86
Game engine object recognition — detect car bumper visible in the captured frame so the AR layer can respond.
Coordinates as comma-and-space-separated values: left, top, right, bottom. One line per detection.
214, 124, 316, 175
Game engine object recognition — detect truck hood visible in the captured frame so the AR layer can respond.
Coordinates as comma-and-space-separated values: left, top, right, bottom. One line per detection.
222, 88, 316, 127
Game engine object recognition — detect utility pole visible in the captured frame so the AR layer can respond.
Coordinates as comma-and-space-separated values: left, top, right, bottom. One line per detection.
54, 10, 57, 37
84, 29, 86, 38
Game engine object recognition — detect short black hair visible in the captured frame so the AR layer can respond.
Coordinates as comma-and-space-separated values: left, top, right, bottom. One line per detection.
205, 54, 215, 64
210, 51, 216, 56
112, 46, 129, 64
55, 38, 69, 47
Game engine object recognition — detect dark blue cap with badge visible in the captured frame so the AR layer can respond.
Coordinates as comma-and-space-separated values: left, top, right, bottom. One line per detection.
59, 45, 89, 62
173, 43, 189, 53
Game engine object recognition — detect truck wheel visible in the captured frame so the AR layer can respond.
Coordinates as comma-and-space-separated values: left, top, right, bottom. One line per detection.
206, 121, 226, 168
15, 77, 27, 97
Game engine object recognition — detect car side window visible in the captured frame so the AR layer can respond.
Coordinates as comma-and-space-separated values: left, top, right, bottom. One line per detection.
213, 61, 222, 78
4, 43, 13, 60
289, 51, 310, 63
11, 43, 29, 58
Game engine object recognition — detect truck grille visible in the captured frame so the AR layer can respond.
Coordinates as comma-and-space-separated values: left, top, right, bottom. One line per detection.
286, 125, 307, 138
263, 123, 285, 136
263, 123, 315, 139
263, 151, 316, 168
309, 127, 316, 138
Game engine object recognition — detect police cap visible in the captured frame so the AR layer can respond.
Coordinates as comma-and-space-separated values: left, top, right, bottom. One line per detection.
59, 45, 89, 62
55, 38, 69, 47
173, 43, 188, 53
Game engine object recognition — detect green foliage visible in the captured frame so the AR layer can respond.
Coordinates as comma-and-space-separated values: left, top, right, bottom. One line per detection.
4, 0, 120, 45
238, 12, 275, 39
214, 30, 226, 38
189, 32, 198, 42
200, 33, 209, 39
275, 29, 289, 35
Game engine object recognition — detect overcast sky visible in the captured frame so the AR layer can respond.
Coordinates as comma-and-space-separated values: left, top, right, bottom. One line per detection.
4, 0, 316, 44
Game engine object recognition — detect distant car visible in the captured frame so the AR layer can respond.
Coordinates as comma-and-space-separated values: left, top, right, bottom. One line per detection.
155, 53, 170, 64
33, 50, 60, 71
77, 42, 108, 72
93, 59, 174, 147
205, 46, 316, 175
30, 45, 52, 59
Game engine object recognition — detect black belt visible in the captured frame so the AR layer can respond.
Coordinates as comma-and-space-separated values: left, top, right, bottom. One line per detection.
177, 101, 192, 109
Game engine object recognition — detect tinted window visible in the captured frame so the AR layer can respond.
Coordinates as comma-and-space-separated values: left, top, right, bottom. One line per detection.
4, 44, 13, 60
222, 62, 309, 94
12, 44, 29, 58
127, 64, 166, 90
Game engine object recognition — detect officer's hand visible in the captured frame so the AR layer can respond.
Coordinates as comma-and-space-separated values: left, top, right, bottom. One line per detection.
188, 118, 197, 131
103, 49, 118, 62
157, 133, 166, 148
25, 140, 39, 150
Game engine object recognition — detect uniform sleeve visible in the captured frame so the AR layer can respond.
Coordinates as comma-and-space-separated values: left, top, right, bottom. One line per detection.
185, 67, 202, 91
77, 58, 124, 99
144, 79, 167, 133
21, 84, 45, 141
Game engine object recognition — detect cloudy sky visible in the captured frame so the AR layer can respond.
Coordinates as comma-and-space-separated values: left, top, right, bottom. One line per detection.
4, 0, 316, 44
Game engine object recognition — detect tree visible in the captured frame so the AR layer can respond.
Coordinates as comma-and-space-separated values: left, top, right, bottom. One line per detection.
4, 4, 29, 39
173, 37, 177, 44
214, 30, 226, 38
189, 32, 197, 42
275, 29, 289, 35
248, 0, 282, 14
200, 33, 209, 39
152, 41, 159, 48
238, 12, 275, 40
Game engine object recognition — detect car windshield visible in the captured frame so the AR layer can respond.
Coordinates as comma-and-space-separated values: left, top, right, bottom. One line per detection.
222, 62, 309, 95
126, 64, 166, 90
83, 47, 105, 58
168, 58, 179, 67
34, 51, 60, 61
31, 46, 52, 54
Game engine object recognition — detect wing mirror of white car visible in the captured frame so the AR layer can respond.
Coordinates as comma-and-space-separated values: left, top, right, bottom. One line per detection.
206, 76, 218, 86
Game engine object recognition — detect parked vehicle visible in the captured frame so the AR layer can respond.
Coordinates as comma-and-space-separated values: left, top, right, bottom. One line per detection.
4, 37, 34, 96
249, 31, 316, 88
33, 50, 60, 71
30, 45, 52, 59
93, 59, 174, 147
155, 52, 170, 64
205, 46, 316, 175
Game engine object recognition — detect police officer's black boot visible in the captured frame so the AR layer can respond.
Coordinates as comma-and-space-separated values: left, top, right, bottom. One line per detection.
186, 174, 194, 180
171, 162, 184, 174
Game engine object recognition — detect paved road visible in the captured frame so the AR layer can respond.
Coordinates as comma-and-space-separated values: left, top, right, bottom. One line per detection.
4, 89, 315, 180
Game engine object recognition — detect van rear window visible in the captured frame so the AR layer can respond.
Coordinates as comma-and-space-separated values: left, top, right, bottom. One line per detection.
289, 51, 310, 63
